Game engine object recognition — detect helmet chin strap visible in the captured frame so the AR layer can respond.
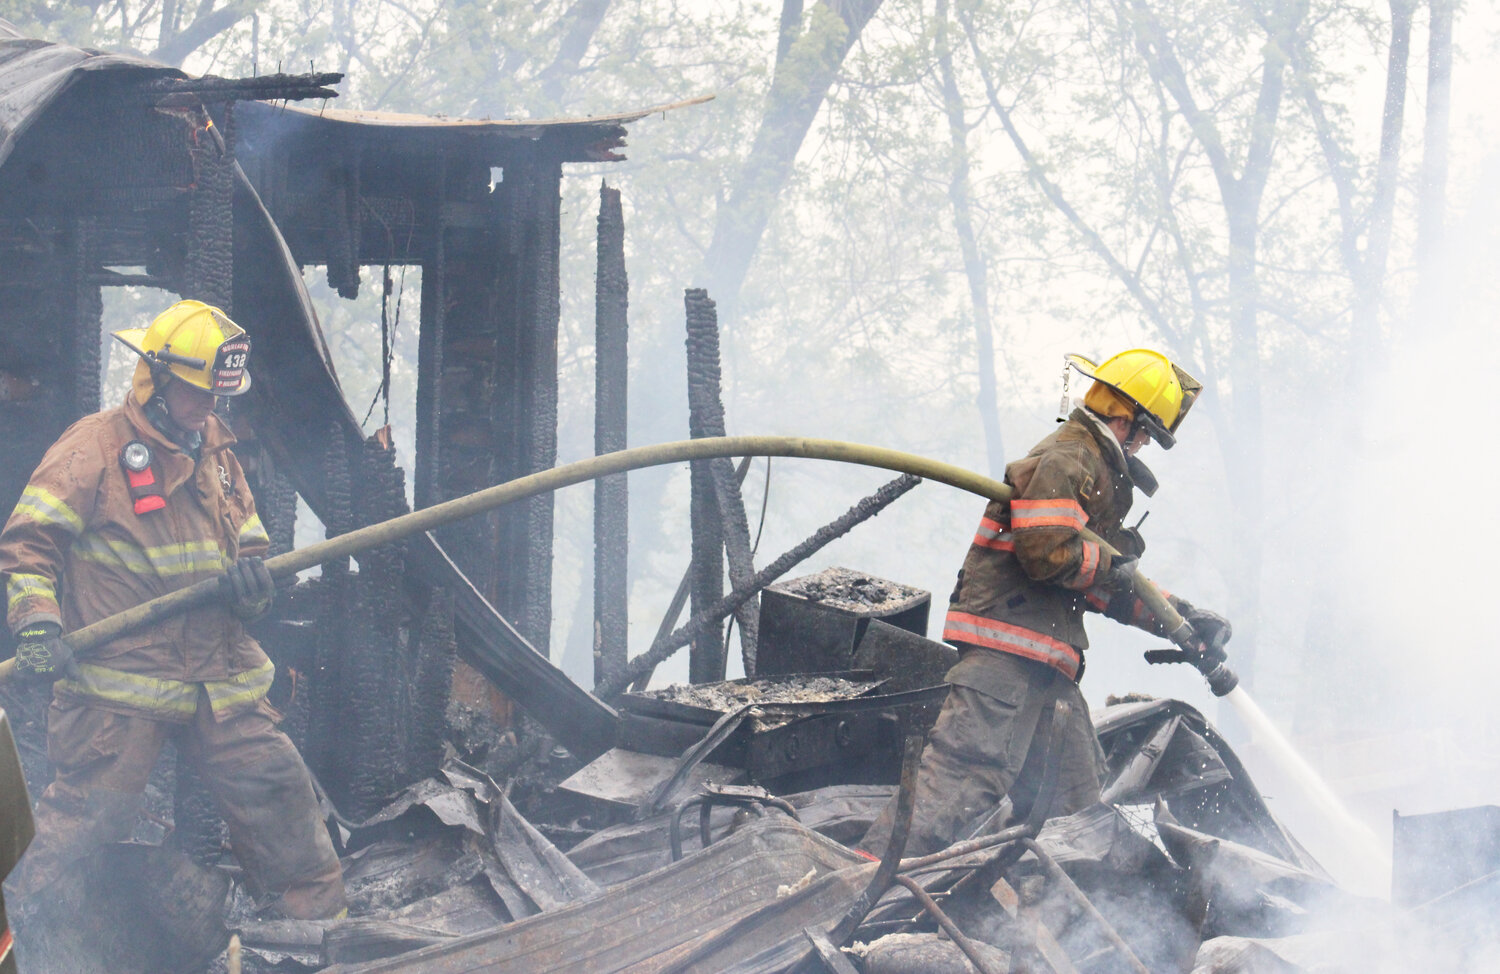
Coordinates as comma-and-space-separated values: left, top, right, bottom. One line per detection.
144, 376, 204, 457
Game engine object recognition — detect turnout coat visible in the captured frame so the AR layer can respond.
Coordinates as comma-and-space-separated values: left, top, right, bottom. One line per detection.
944, 407, 1176, 683
0, 392, 273, 719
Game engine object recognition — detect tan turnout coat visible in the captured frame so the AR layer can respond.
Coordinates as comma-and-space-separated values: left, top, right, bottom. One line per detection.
0, 392, 273, 719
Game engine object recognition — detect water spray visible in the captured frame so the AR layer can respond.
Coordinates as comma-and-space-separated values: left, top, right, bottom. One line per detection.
1226, 684, 1392, 894
1123, 545, 1392, 893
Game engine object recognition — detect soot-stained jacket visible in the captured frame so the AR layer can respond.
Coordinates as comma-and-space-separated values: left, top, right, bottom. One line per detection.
943, 407, 1175, 682
0, 392, 273, 721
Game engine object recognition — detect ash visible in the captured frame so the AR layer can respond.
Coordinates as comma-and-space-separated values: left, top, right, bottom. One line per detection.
777, 567, 922, 612
646, 676, 877, 712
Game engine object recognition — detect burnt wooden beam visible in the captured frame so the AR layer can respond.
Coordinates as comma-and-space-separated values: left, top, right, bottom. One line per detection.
684, 288, 726, 684
593, 181, 628, 688
144, 72, 343, 106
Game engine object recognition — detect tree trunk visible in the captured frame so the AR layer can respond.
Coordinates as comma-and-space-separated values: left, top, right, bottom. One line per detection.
1351, 0, 1414, 379
1224, 205, 1264, 684
698, 0, 885, 322
1416, 0, 1453, 285
935, 0, 1004, 477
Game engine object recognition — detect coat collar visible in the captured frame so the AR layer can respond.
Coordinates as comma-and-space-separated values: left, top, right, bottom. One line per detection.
122, 391, 236, 459
1072, 407, 1128, 473
1072, 406, 1159, 497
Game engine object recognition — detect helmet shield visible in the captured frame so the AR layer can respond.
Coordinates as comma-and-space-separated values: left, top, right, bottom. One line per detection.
210, 333, 252, 395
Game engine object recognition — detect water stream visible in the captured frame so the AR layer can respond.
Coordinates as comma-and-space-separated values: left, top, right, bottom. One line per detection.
1225, 685, 1392, 896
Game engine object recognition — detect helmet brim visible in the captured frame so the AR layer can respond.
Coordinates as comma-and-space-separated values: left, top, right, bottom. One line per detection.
111, 328, 150, 359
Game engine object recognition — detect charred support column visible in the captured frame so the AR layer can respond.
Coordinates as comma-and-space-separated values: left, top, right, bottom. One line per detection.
177, 102, 239, 862
306, 424, 354, 790
419, 157, 560, 655
685, 291, 726, 683
593, 182, 629, 688
326, 145, 363, 299
71, 218, 102, 418
683, 290, 759, 682
414, 159, 447, 513
184, 106, 235, 309
516, 160, 561, 654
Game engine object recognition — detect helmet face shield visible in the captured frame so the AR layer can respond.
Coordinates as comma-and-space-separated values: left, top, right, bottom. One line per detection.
1167, 362, 1201, 434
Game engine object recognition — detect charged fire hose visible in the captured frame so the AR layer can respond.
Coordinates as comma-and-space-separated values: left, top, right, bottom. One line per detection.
0, 435, 1233, 692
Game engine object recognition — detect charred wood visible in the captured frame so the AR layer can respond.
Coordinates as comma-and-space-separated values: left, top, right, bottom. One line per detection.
593, 181, 629, 689
599, 473, 920, 698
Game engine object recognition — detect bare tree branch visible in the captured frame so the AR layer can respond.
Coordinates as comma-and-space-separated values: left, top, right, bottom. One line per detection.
537, 0, 614, 105
958, 4, 1176, 338
152, 0, 255, 65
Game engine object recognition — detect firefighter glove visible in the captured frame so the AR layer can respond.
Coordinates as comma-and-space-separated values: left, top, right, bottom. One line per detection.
1183, 606, 1232, 663
222, 556, 275, 621
1101, 555, 1140, 593
14, 622, 74, 682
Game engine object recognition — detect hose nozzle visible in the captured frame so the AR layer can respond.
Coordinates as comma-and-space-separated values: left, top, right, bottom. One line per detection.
1199, 661, 1239, 697
1142, 651, 1239, 696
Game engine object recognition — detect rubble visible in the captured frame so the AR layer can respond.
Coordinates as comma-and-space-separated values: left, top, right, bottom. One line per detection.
775, 569, 927, 614
13, 569, 1500, 973
643, 676, 882, 713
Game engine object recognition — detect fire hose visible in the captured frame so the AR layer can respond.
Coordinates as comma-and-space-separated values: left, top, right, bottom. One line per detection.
0, 435, 1234, 692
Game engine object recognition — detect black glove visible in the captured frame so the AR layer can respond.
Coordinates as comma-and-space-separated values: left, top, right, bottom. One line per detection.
222, 556, 275, 621
1115, 526, 1147, 558
1100, 555, 1139, 593
1182, 605, 1232, 664
13, 622, 74, 682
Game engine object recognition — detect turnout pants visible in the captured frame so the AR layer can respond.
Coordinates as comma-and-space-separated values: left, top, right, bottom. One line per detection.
860, 648, 1104, 858
10, 688, 345, 919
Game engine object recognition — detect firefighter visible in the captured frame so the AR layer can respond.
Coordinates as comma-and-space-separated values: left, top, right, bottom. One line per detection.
861, 349, 1232, 857
0, 300, 345, 919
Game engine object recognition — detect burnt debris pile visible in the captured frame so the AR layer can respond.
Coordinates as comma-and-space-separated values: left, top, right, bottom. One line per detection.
78, 606, 1469, 974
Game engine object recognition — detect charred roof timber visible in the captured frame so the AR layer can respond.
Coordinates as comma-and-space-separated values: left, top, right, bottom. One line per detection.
141, 72, 344, 106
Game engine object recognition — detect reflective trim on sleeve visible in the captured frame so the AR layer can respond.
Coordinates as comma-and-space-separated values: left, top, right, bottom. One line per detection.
943, 611, 1081, 680
145, 540, 232, 576
1130, 588, 1172, 629
1083, 586, 1110, 611
204, 659, 275, 716
238, 513, 270, 547
973, 516, 1014, 551
14, 485, 84, 535
1010, 497, 1088, 530
0, 924, 12, 963
75, 534, 230, 579
57, 663, 199, 718
1070, 541, 1100, 589
7, 572, 57, 615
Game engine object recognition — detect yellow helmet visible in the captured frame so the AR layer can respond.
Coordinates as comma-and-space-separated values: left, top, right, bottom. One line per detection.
1065, 349, 1201, 449
113, 300, 252, 405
